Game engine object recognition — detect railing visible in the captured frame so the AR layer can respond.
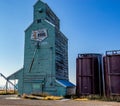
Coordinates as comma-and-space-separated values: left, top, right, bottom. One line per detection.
0, 73, 17, 92
106, 50, 120, 55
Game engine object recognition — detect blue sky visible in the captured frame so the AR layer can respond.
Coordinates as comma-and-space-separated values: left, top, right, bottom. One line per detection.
0, 0, 120, 84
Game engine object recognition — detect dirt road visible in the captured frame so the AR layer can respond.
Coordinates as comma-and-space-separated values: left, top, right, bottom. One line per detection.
0, 95, 119, 106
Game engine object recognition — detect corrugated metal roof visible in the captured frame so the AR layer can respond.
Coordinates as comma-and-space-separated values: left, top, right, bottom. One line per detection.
56, 79, 75, 87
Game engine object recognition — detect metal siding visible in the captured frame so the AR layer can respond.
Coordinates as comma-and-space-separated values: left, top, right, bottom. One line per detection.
104, 51, 120, 96
76, 54, 103, 96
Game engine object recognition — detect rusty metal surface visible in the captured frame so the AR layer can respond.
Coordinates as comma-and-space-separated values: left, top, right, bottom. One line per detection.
104, 50, 120, 96
76, 54, 103, 96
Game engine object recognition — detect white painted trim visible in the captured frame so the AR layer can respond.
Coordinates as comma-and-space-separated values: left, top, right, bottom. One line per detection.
55, 80, 67, 88
44, 19, 55, 27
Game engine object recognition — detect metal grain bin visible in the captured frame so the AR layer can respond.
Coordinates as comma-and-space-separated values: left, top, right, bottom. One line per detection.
104, 50, 120, 96
76, 53, 104, 96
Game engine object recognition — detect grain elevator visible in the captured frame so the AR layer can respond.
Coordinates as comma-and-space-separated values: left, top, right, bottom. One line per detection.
7, 0, 75, 96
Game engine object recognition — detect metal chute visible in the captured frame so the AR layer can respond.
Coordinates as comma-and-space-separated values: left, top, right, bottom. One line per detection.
29, 42, 40, 72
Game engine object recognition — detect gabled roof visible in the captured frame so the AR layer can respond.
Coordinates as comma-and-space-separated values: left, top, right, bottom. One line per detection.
7, 68, 23, 80
56, 79, 75, 88
34, 0, 45, 7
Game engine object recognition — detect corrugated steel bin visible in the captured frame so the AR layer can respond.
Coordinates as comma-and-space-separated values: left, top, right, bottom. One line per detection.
76, 53, 104, 96
104, 50, 120, 97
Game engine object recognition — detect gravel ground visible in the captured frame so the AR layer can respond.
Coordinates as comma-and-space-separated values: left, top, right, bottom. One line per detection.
0, 95, 120, 106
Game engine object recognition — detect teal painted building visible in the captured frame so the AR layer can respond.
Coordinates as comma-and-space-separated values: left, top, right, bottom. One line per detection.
7, 0, 75, 96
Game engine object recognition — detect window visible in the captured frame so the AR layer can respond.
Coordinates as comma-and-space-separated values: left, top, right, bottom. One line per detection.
37, 19, 41, 23
38, 8, 43, 13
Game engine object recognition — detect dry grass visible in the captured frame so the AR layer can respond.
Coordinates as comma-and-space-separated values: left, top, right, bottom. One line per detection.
102, 96, 120, 102
43, 96, 63, 100
0, 90, 17, 95
73, 95, 120, 102
74, 98, 88, 101
22, 94, 63, 100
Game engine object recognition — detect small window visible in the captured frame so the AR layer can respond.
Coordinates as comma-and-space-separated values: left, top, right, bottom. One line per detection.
32, 83, 41, 90
37, 19, 41, 23
38, 8, 43, 13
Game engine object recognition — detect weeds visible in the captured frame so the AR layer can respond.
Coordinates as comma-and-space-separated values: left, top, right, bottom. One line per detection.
74, 95, 120, 102
0, 90, 17, 95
